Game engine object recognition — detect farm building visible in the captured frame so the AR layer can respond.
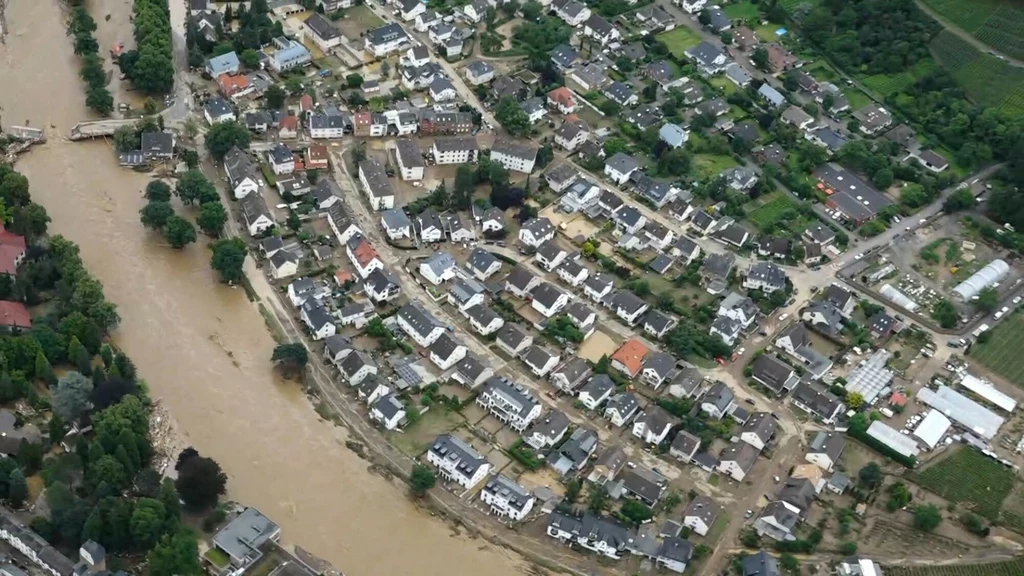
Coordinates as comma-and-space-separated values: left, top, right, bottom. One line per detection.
952, 259, 1009, 301
866, 421, 921, 459
958, 374, 1017, 413
844, 350, 893, 405
918, 386, 1005, 440
913, 410, 951, 449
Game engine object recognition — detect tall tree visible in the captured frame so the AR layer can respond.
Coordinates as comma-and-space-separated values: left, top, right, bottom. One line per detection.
174, 452, 227, 510
53, 371, 93, 422
163, 216, 197, 249
7, 468, 26, 508
209, 238, 247, 283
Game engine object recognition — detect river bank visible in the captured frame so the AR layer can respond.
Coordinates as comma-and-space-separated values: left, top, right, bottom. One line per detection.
0, 1, 532, 574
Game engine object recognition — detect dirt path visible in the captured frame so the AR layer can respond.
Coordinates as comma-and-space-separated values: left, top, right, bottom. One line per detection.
914, 0, 1024, 68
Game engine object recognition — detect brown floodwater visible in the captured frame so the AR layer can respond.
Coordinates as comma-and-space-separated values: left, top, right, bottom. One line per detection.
0, 1, 528, 574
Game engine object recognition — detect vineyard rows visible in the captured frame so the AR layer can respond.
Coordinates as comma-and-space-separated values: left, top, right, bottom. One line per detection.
885, 558, 1024, 576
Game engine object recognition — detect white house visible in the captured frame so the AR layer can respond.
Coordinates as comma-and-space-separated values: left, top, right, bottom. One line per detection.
370, 394, 406, 430
301, 301, 337, 341
477, 377, 542, 432
381, 208, 412, 240
531, 282, 570, 318
398, 0, 426, 21
339, 350, 377, 386
604, 152, 640, 185
518, 217, 556, 248
358, 159, 395, 211
535, 240, 569, 271
364, 23, 409, 57
302, 13, 342, 51
204, 97, 235, 125
682, 495, 720, 537
267, 144, 295, 176
491, 138, 537, 174
240, 194, 275, 236
346, 235, 384, 279
432, 136, 479, 165
577, 375, 614, 410
466, 304, 504, 336
427, 433, 492, 488
480, 475, 536, 521
269, 250, 299, 280
429, 333, 468, 370
717, 442, 759, 482
417, 209, 445, 243
553, 0, 591, 26
679, 0, 706, 13
223, 147, 260, 199
522, 346, 561, 377
395, 139, 425, 182
419, 251, 458, 285
632, 407, 674, 445
604, 393, 639, 427
397, 302, 446, 347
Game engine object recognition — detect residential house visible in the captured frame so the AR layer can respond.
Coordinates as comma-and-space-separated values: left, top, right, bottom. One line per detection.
394, 139, 425, 181
546, 512, 631, 560
559, 177, 600, 212
725, 63, 753, 87
765, 44, 797, 73
604, 392, 639, 427
609, 290, 650, 326
632, 406, 675, 445
750, 354, 799, 396
790, 381, 844, 424
204, 97, 235, 124
370, 393, 406, 430
588, 445, 627, 485
339, 350, 377, 385
824, 284, 856, 316
686, 41, 727, 75
803, 224, 837, 247
570, 64, 609, 92
381, 208, 413, 240
415, 9, 441, 32
775, 324, 833, 379
683, 495, 721, 537
427, 433, 492, 488
480, 475, 536, 521
358, 159, 395, 211
496, 323, 533, 357
397, 302, 445, 347
302, 13, 342, 51
398, 0, 425, 21
535, 240, 569, 271
491, 138, 538, 173
206, 52, 240, 77
620, 468, 666, 505
548, 86, 578, 115
805, 127, 847, 154
326, 202, 361, 245
551, 357, 593, 394
564, 300, 596, 335
346, 235, 384, 279
550, 44, 581, 70
583, 273, 614, 303
659, 123, 689, 149
744, 261, 787, 293
531, 282, 570, 318
429, 77, 458, 102
301, 300, 336, 341
240, 193, 274, 236
466, 304, 504, 336
742, 551, 783, 576
431, 136, 478, 165
482, 207, 504, 233
643, 310, 678, 339
740, 412, 777, 451
701, 381, 735, 419
554, 118, 588, 151
519, 217, 556, 248
365, 23, 409, 57
758, 84, 786, 108
464, 60, 496, 85
702, 6, 731, 31
583, 14, 620, 45
805, 431, 846, 472
505, 264, 540, 298
466, 247, 502, 280
308, 112, 345, 139
669, 430, 700, 463
524, 410, 571, 450
419, 251, 457, 285
417, 209, 444, 243
718, 441, 760, 481
604, 152, 641, 185
549, 426, 599, 476
611, 338, 648, 379
266, 37, 312, 72
754, 500, 801, 541
223, 147, 260, 199
641, 352, 676, 390
781, 106, 815, 129
477, 377, 542, 431
429, 333, 468, 370
578, 374, 615, 410
363, 268, 401, 304
553, 0, 591, 26
852, 103, 893, 135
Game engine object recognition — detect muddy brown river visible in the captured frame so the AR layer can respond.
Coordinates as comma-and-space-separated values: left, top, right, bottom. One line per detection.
0, 1, 528, 574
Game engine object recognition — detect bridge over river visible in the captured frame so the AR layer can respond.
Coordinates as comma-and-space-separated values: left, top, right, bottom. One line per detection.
69, 118, 140, 140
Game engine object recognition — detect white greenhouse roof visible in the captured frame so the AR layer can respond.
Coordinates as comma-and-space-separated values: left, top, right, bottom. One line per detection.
952, 259, 1009, 300
959, 374, 1017, 413
879, 284, 918, 312
866, 421, 921, 458
918, 386, 1005, 440
845, 350, 893, 404
913, 410, 951, 449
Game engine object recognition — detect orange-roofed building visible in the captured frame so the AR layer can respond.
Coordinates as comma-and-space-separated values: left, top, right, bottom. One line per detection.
217, 73, 253, 99
611, 338, 649, 378
345, 235, 383, 279
305, 144, 329, 169
299, 94, 314, 113
547, 86, 578, 115
889, 392, 908, 407
335, 270, 355, 287
279, 115, 300, 139
0, 228, 26, 276
0, 301, 31, 330
353, 112, 372, 137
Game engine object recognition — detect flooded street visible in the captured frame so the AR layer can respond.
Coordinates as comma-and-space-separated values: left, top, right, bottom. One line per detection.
0, 1, 528, 574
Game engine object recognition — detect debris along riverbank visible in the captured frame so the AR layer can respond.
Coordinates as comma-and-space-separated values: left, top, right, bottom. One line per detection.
2, 125, 45, 163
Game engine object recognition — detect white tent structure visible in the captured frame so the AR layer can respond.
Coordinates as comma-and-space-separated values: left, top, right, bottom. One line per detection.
952, 259, 1009, 300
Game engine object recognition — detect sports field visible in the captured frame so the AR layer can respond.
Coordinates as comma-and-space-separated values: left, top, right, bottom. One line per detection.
922, 0, 1024, 61
930, 30, 1024, 116
970, 311, 1024, 389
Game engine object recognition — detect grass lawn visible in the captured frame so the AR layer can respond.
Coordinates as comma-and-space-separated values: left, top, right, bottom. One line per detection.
347, 4, 385, 29
754, 24, 785, 42
204, 548, 230, 568
843, 88, 873, 111
803, 60, 840, 82
746, 192, 802, 231
694, 154, 739, 179
389, 408, 466, 457
724, 1, 760, 20
971, 311, 1024, 389
709, 75, 738, 95
657, 27, 704, 59
910, 447, 1016, 519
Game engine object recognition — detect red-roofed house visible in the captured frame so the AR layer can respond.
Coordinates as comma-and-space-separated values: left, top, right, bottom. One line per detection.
217, 74, 254, 99
305, 144, 329, 169
279, 115, 300, 139
0, 229, 26, 276
611, 338, 649, 378
299, 94, 315, 114
353, 112, 372, 137
547, 87, 578, 115
346, 236, 383, 278
0, 301, 31, 330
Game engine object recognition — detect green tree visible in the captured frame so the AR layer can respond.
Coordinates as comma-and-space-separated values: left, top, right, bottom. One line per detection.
209, 238, 248, 283
944, 188, 976, 213
196, 202, 228, 236
174, 452, 227, 509
913, 504, 942, 532
34, 351, 53, 385
140, 201, 175, 229
886, 481, 913, 511
858, 462, 883, 489
346, 73, 364, 88
409, 464, 436, 497
147, 528, 202, 576
163, 216, 197, 249
89, 455, 127, 491
779, 553, 800, 574
239, 48, 260, 68
271, 343, 308, 374
974, 287, 1000, 313
265, 84, 287, 109
840, 541, 858, 555
587, 485, 610, 513
931, 299, 958, 329
204, 120, 251, 160
53, 371, 93, 422
7, 468, 26, 508
113, 125, 140, 153
751, 47, 770, 70
494, 96, 531, 137
130, 497, 167, 549
620, 500, 653, 525
846, 392, 865, 409
175, 170, 218, 206
145, 181, 172, 202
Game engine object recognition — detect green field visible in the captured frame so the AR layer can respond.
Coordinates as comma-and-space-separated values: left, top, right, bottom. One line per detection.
724, 1, 760, 20
930, 30, 1024, 116
910, 448, 1015, 519
778, 0, 821, 14
971, 311, 1024, 388
746, 192, 802, 231
694, 154, 739, 179
885, 558, 1024, 576
861, 60, 937, 97
657, 27, 703, 58
922, 0, 1024, 61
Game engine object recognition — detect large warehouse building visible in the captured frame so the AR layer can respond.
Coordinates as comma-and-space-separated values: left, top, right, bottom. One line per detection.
952, 259, 1009, 301
918, 386, 1005, 440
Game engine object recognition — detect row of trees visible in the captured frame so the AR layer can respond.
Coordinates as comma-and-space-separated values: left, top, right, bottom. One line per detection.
66, 6, 114, 115
139, 180, 198, 249
123, 0, 175, 94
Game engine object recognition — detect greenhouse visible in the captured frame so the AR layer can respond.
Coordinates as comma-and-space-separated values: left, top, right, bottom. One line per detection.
952, 259, 1009, 300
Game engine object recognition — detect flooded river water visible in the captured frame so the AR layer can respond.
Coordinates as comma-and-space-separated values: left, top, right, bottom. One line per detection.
0, 1, 528, 574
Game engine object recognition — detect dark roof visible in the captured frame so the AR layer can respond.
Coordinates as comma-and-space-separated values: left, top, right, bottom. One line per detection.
580, 374, 615, 399
750, 355, 795, 392
395, 138, 424, 168
743, 551, 782, 576
620, 469, 665, 503
808, 431, 846, 461
791, 381, 842, 419
741, 411, 777, 442
305, 12, 340, 40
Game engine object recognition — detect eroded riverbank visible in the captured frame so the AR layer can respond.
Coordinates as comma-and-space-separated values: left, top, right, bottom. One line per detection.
0, 1, 529, 574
